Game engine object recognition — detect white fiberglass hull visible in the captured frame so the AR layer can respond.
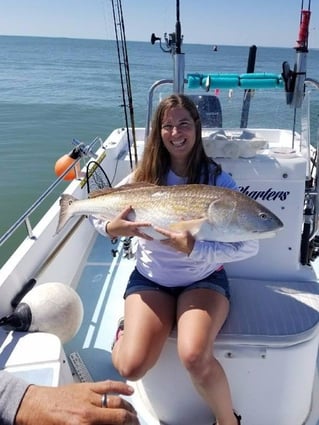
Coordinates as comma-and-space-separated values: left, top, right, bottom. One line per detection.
1, 125, 319, 424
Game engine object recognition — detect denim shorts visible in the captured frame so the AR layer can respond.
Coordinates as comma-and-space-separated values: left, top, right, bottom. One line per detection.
124, 267, 230, 300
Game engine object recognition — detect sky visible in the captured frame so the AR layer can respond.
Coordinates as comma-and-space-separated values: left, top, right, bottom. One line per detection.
0, 0, 318, 49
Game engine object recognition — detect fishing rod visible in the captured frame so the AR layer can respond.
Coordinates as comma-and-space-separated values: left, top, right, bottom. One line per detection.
292, 0, 311, 108
282, 0, 311, 110
289, 0, 316, 265
151, 0, 185, 93
111, 0, 138, 167
173, 0, 184, 93
175, 0, 182, 54
281, 0, 311, 155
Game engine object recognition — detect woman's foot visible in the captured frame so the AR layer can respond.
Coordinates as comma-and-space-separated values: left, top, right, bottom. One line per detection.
212, 411, 241, 425
111, 317, 124, 349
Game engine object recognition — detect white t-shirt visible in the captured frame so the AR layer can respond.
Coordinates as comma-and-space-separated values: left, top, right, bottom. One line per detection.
92, 167, 259, 287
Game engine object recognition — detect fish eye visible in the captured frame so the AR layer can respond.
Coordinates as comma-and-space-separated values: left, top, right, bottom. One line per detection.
259, 212, 269, 220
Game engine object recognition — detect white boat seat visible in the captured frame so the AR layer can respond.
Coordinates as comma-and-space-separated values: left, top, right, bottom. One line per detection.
168, 277, 319, 347
219, 277, 319, 346
137, 277, 319, 425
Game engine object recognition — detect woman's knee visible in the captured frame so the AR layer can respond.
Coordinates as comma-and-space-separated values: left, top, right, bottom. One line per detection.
178, 342, 219, 375
113, 338, 164, 380
178, 342, 205, 371
117, 362, 147, 381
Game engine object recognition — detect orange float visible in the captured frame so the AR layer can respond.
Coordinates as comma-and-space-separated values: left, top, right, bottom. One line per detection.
54, 150, 79, 180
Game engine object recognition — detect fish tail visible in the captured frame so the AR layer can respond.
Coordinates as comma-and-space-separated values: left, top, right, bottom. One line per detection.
56, 194, 77, 233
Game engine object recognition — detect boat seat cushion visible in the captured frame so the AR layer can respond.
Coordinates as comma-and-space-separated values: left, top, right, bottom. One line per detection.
218, 277, 319, 346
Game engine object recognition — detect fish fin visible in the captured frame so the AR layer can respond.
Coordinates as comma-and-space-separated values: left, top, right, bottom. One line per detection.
208, 198, 236, 227
56, 194, 78, 234
88, 182, 157, 198
169, 218, 207, 234
88, 187, 114, 198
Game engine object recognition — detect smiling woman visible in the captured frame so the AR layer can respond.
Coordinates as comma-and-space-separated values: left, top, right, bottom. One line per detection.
92, 93, 259, 425
160, 106, 196, 176
0, 1, 319, 424
161, 120, 194, 133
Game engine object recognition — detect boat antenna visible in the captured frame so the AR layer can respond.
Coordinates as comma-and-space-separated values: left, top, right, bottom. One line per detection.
150, 0, 185, 93
111, 0, 138, 167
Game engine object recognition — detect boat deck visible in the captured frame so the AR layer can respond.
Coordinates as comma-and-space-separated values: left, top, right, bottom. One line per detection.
62, 232, 319, 424
2, 232, 319, 424
64, 234, 130, 382
65, 232, 319, 362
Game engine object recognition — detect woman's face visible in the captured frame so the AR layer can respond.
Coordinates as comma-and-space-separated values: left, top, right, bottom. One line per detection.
160, 106, 196, 162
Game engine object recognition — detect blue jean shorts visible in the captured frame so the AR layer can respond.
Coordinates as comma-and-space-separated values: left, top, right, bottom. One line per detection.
124, 267, 230, 300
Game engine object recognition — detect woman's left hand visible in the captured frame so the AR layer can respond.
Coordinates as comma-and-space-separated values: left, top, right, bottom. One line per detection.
153, 226, 195, 255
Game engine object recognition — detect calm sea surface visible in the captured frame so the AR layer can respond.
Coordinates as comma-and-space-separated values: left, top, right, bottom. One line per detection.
1, 35, 319, 263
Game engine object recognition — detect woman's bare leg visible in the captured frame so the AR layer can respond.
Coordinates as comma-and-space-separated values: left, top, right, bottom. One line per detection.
177, 289, 237, 425
112, 290, 176, 380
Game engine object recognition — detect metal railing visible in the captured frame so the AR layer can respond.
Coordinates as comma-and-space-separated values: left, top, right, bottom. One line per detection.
0, 138, 102, 247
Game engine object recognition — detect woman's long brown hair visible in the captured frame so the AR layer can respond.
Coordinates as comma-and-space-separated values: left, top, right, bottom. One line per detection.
133, 94, 219, 185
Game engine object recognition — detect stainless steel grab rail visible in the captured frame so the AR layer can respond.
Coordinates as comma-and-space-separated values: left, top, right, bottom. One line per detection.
0, 137, 102, 247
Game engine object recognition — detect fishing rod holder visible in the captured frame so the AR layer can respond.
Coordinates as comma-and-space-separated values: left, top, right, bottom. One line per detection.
72, 138, 100, 159
151, 31, 180, 54
150, 0, 183, 55
150, 0, 184, 94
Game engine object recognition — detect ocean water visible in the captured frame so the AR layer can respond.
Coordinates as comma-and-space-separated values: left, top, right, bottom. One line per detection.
1, 35, 319, 263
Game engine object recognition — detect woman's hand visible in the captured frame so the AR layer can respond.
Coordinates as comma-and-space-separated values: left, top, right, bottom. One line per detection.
153, 225, 195, 255
106, 207, 153, 240
15, 380, 140, 425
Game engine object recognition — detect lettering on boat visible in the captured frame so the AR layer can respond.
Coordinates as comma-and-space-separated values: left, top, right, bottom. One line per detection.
239, 185, 290, 201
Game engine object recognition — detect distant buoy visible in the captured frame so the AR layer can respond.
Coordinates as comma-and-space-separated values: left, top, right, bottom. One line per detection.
0, 282, 84, 343
54, 149, 80, 181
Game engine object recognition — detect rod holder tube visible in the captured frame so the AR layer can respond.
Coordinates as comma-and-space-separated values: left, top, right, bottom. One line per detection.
173, 53, 185, 93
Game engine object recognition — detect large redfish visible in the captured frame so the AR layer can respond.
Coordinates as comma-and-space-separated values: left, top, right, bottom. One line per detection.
56, 183, 283, 242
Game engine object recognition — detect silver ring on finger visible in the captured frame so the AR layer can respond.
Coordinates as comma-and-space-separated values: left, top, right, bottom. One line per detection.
101, 393, 108, 408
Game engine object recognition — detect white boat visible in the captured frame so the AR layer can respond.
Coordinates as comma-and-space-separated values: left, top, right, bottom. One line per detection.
1, 1, 318, 424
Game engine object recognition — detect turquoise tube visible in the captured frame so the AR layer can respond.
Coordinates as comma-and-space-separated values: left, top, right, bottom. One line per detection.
240, 72, 281, 79
187, 73, 283, 89
240, 78, 283, 88
187, 74, 202, 88
203, 76, 239, 88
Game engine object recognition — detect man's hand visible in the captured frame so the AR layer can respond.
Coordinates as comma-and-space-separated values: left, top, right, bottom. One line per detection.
15, 380, 140, 425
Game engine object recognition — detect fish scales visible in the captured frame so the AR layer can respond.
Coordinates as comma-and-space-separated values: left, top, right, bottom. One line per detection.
57, 183, 284, 242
